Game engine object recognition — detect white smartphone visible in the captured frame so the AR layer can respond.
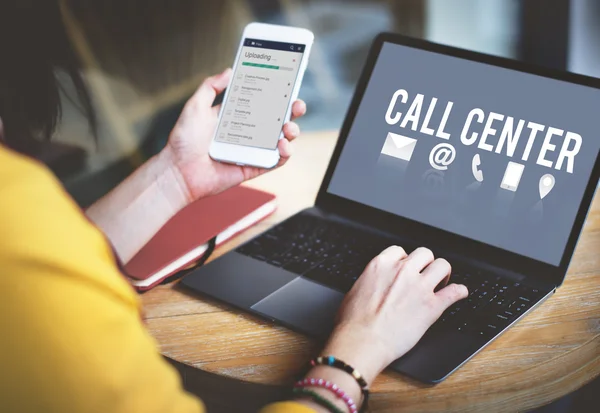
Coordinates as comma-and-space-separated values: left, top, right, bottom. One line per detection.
209, 23, 314, 169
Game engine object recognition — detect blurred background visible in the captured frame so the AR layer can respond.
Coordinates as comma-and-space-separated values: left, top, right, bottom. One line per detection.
51, 0, 600, 209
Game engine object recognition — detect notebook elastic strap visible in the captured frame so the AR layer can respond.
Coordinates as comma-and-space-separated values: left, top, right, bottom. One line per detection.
160, 236, 217, 285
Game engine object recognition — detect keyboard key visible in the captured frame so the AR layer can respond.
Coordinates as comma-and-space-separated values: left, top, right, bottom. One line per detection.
479, 323, 500, 339
494, 313, 511, 326
268, 259, 284, 267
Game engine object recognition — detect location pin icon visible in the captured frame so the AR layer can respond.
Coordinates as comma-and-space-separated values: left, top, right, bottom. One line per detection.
539, 174, 555, 199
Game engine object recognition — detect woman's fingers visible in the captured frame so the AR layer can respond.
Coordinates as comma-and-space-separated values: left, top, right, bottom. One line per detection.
282, 121, 300, 142
187, 69, 232, 117
378, 245, 408, 259
274, 122, 301, 168
277, 138, 293, 160
197, 69, 231, 108
376, 245, 408, 279
404, 247, 435, 272
353, 246, 405, 285
421, 258, 452, 290
351, 245, 407, 302
435, 283, 469, 312
291, 99, 307, 120
366, 245, 407, 278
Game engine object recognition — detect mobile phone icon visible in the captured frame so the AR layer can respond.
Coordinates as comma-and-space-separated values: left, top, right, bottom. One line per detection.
500, 161, 525, 192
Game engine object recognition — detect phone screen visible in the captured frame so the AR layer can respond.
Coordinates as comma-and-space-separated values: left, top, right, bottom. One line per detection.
215, 38, 306, 150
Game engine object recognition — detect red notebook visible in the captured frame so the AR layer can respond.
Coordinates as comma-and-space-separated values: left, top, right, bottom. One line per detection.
124, 185, 276, 291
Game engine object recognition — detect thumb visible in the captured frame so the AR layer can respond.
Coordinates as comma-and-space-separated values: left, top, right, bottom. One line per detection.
193, 68, 232, 109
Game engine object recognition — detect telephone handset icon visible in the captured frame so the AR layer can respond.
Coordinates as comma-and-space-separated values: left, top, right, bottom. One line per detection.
472, 154, 484, 182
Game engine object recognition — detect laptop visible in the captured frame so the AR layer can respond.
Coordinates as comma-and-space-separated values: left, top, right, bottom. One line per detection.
182, 33, 600, 383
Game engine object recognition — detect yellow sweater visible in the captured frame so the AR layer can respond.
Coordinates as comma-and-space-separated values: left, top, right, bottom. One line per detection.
0, 146, 313, 413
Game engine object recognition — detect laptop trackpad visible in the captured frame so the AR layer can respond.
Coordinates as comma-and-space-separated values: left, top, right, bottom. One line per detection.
251, 277, 345, 339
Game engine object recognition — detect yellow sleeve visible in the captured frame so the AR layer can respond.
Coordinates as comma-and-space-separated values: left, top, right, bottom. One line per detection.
260, 402, 317, 413
0, 147, 203, 413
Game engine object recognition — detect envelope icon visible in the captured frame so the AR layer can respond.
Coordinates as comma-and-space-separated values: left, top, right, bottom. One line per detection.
380, 132, 417, 162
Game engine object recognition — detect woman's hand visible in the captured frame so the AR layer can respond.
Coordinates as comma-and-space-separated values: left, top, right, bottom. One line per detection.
294, 246, 468, 413
322, 246, 468, 384
164, 68, 307, 202
85, 69, 305, 263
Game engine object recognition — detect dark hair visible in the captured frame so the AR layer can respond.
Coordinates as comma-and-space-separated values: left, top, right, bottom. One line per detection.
0, 1, 96, 152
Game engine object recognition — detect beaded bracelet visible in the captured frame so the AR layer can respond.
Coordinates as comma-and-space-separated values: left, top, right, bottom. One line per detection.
295, 377, 358, 413
292, 387, 345, 413
310, 356, 370, 412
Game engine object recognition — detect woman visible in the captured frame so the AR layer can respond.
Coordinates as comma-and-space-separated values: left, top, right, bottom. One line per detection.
0, 3, 468, 412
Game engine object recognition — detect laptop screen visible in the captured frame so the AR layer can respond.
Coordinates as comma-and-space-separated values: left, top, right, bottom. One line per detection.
327, 41, 600, 266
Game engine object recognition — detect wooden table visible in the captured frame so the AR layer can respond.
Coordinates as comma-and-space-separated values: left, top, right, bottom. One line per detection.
142, 131, 600, 413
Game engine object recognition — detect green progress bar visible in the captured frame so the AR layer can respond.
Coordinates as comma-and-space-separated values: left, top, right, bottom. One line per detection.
242, 62, 280, 70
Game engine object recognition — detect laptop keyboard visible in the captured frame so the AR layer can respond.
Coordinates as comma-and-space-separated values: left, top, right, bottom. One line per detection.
432, 271, 546, 339
237, 214, 391, 292
237, 214, 548, 339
